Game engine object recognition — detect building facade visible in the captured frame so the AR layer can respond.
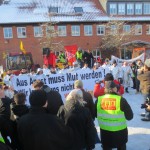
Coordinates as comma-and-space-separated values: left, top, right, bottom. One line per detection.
0, 0, 150, 68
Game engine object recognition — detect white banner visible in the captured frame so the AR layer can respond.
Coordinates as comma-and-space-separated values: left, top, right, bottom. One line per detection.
111, 53, 145, 66
11, 68, 104, 104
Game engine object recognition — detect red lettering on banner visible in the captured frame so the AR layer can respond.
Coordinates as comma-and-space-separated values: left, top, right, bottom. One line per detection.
101, 98, 116, 110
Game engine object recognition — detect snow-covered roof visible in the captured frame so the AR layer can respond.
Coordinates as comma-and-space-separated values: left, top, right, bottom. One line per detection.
0, 0, 150, 24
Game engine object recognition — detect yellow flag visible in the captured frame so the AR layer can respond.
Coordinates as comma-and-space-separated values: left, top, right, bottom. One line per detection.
2, 52, 7, 59
20, 41, 26, 54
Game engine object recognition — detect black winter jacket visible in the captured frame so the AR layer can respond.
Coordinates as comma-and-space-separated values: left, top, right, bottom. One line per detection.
18, 107, 73, 150
57, 101, 96, 150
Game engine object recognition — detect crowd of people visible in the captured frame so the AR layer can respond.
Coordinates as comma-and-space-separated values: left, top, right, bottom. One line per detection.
0, 53, 149, 150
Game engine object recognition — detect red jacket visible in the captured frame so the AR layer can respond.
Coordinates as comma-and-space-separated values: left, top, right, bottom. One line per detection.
93, 80, 124, 98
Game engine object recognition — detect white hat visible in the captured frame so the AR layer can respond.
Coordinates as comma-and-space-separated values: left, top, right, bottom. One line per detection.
37, 68, 43, 72
73, 61, 78, 65
94, 62, 98, 66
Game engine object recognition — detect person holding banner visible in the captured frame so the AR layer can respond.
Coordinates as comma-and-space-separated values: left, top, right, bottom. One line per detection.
122, 62, 133, 93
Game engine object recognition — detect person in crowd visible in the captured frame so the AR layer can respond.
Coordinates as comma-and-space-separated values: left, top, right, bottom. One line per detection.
36, 68, 43, 75
18, 90, 73, 150
29, 68, 36, 77
75, 47, 83, 68
95, 81, 133, 150
130, 62, 138, 90
50, 67, 57, 74
57, 89, 96, 150
121, 62, 133, 93
102, 58, 111, 75
137, 59, 150, 121
136, 59, 144, 93
0, 141, 13, 150
11, 93, 29, 150
93, 63, 99, 70
19, 68, 28, 75
11, 93, 29, 121
74, 80, 95, 119
3, 69, 13, 86
68, 61, 80, 72
32, 80, 63, 115
42, 64, 50, 75
93, 73, 124, 98
83, 49, 94, 68
58, 51, 66, 63
0, 85, 16, 150
110, 60, 123, 81
82, 62, 90, 71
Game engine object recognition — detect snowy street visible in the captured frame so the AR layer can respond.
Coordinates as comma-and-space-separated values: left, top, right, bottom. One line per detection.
94, 88, 150, 150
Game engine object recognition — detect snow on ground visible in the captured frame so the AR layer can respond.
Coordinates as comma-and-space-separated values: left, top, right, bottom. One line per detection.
94, 87, 150, 150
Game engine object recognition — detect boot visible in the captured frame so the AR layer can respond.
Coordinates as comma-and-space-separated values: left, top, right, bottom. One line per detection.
125, 87, 129, 93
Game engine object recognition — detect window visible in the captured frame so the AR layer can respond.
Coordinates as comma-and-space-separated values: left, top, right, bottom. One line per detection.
84, 25, 92, 36
144, 3, 150, 14
127, 3, 134, 15
3, 27, 13, 38
71, 25, 80, 36
97, 25, 105, 35
135, 25, 142, 35
46, 26, 56, 37
110, 3, 117, 15
146, 25, 150, 35
48, 7, 58, 13
118, 3, 125, 15
58, 26, 66, 36
135, 3, 142, 15
74, 7, 83, 13
123, 25, 131, 33
34, 26, 43, 37
17, 27, 26, 38
111, 25, 117, 34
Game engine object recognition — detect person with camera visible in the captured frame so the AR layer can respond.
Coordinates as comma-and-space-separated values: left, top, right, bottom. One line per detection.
137, 59, 150, 121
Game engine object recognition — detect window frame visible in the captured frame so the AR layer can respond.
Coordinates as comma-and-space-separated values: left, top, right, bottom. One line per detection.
84, 25, 93, 36
17, 27, 27, 38
135, 25, 142, 35
34, 26, 43, 37
57, 26, 67, 36
71, 25, 80, 36
146, 25, 150, 35
118, 3, 125, 15
123, 25, 131, 33
97, 25, 105, 35
127, 3, 134, 15
135, 3, 142, 15
144, 3, 150, 14
109, 3, 117, 15
3, 27, 13, 39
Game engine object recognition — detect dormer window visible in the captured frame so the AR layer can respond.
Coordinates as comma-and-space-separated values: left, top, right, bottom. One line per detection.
48, 7, 58, 13
74, 7, 83, 13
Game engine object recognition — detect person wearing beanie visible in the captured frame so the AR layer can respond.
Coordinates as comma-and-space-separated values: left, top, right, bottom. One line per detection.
95, 81, 133, 150
57, 89, 96, 150
17, 90, 74, 150
137, 59, 150, 121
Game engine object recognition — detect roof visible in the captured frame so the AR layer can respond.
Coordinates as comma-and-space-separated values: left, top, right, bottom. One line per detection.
0, 0, 150, 24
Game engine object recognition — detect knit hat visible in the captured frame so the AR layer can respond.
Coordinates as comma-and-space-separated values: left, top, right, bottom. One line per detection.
144, 59, 150, 67
104, 73, 114, 81
74, 80, 83, 89
29, 90, 47, 107
37, 68, 43, 73
105, 81, 117, 89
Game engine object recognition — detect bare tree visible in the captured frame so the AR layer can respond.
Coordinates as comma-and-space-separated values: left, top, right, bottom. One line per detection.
39, 13, 64, 52
100, 19, 134, 57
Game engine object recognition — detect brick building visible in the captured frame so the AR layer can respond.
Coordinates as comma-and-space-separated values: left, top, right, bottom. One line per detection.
0, 0, 150, 68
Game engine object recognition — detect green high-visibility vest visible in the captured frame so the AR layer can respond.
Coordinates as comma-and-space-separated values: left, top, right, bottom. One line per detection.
59, 54, 66, 63
0, 133, 5, 143
76, 51, 82, 60
97, 94, 127, 131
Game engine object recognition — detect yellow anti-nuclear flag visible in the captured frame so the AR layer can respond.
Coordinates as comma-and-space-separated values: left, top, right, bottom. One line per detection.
20, 41, 26, 54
